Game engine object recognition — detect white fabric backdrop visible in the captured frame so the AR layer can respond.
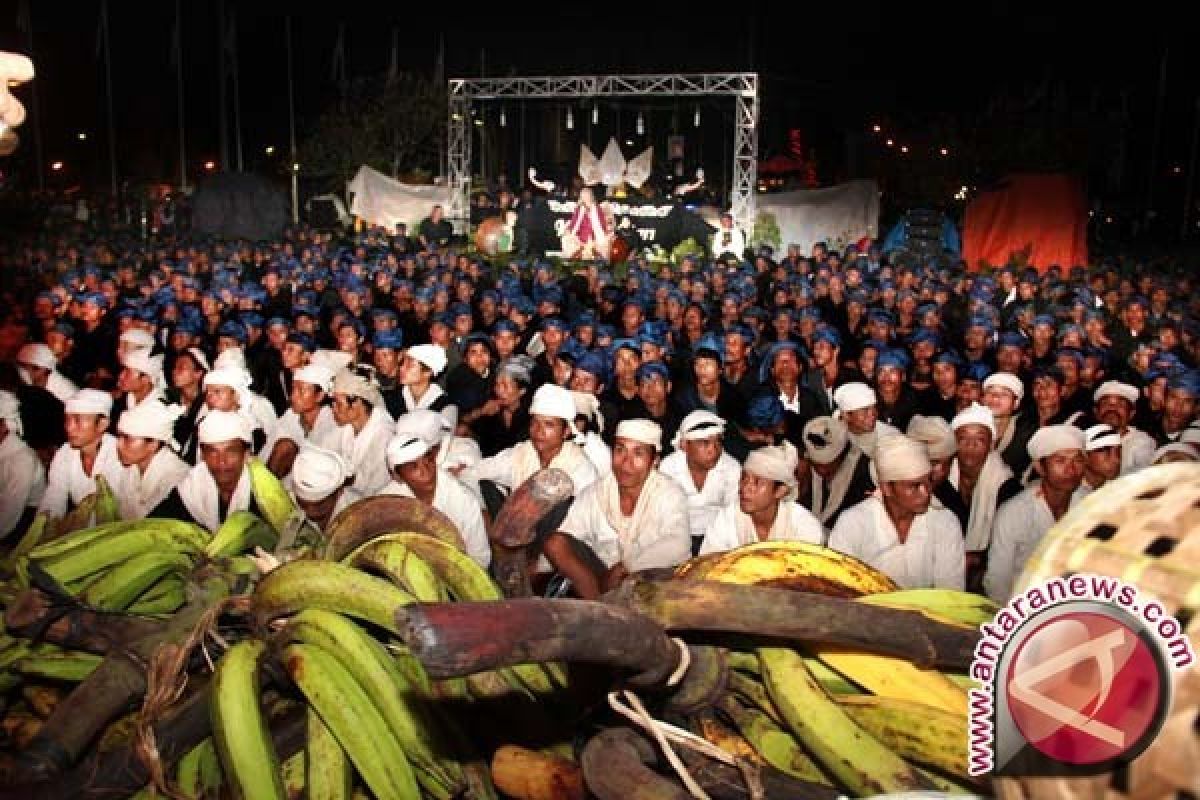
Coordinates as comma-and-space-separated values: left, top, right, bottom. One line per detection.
346, 166, 453, 230
756, 180, 880, 253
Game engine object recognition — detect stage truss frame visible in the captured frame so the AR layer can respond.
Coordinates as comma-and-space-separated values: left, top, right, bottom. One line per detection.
446, 72, 759, 233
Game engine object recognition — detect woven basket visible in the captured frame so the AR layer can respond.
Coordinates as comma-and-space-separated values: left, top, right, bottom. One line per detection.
996, 463, 1200, 800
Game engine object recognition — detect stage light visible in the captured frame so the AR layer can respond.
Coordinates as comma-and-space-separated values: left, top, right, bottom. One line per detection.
292, 163, 300, 172
592, 105, 599, 125
474, 118, 483, 127
203, 161, 215, 171
636, 112, 645, 136
694, 106, 701, 127
872, 124, 881, 133
51, 161, 63, 171
939, 147, 949, 156
886, 139, 894, 147
566, 108, 574, 131
265, 145, 275, 155
500, 108, 506, 127
77, 132, 88, 141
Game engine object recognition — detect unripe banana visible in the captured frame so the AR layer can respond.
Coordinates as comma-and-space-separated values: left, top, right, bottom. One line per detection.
37, 522, 208, 584
857, 587, 999, 628
307, 706, 351, 800
126, 575, 187, 616
716, 693, 830, 785
93, 475, 120, 524
79, 551, 195, 611
836, 694, 971, 779
252, 560, 413, 632
205, 511, 279, 558
351, 539, 448, 603
247, 457, 298, 535
210, 639, 286, 800
14, 651, 103, 682
176, 737, 223, 799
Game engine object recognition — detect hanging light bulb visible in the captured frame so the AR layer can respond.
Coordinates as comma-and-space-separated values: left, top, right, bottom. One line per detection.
500, 107, 506, 127
636, 111, 645, 136
592, 105, 599, 125
566, 108, 574, 131
693, 106, 700, 128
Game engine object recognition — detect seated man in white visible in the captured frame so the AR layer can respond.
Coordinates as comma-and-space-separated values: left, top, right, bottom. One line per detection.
380, 428, 491, 569
112, 399, 191, 519
0, 390, 46, 539
829, 434, 965, 589
544, 419, 692, 600
264, 364, 343, 479
984, 424, 1086, 603
699, 442, 825, 554
659, 410, 741, 549
39, 389, 125, 519
288, 444, 363, 533
832, 382, 899, 459
331, 367, 395, 496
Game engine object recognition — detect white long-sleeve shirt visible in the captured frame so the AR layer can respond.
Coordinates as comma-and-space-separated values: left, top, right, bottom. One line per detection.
828, 495, 965, 590
379, 472, 491, 568
699, 501, 825, 555
983, 487, 1073, 603
38, 434, 125, 519
0, 433, 46, 538
659, 450, 741, 540
336, 407, 395, 496
113, 447, 191, 520
1120, 427, 1157, 474
264, 406, 343, 467
558, 471, 692, 571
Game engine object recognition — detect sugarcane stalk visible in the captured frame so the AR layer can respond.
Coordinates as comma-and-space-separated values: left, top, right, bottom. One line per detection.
607, 578, 979, 670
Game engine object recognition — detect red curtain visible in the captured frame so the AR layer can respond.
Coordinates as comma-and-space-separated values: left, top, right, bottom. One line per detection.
962, 174, 1088, 272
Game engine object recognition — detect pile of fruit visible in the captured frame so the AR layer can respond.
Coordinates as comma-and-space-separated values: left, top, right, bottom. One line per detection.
0, 468, 991, 799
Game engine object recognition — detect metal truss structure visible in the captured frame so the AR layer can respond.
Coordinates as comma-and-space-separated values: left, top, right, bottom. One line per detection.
446, 73, 759, 233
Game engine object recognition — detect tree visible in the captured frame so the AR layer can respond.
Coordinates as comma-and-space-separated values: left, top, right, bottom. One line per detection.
298, 72, 445, 185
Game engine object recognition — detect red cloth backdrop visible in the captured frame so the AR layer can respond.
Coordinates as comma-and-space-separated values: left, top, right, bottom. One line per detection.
962, 174, 1088, 272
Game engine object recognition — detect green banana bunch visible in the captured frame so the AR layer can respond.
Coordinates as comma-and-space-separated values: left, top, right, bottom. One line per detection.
126, 575, 187, 616
93, 475, 120, 524
307, 707, 352, 800
176, 737, 224, 799
13, 650, 103, 682
857, 587, 999, 628
247, 457, 299, 535
284, 608, 465, 798
282, 642, 421, 800
351, 538, 449, 604
758, 647, 930, 795
35, 521, 208, 585
0, 512, 50, 574
210, 639, 286, 800
252, 559, 413, 633
715, 693, 830, 784
836, 694, 971, 780
79, 550, 195, 611
205, 511, 279, 558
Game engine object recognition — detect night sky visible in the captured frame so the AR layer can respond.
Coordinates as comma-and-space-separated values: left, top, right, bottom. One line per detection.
1, 0, 1196, 219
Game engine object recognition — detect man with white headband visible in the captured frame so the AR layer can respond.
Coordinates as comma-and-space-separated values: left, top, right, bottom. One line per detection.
111, 348, 165, 428
801, 415, 874, 527
16, 342, 78, 404
288, 444, 361, 532
381, 429, 490, 567
545, 418, 691, 599
39, 389, 124, 519
463, 384, 598, 517
0, 390, 46, 538
832, 382, 898, 459
829, 434, 965, 589
659, 410, 742, 548
395, 344, 451, 414
981, 372, 1036, 478
264, 364, 342, 479
1077, 423, 1122, 499
1092, 380, 1155, 473
331, 367, 395, 495
151, 410, 261, 532
112, 399, 189, 520
118, 329, 156, 360
196, 365, 274, 460
984, 424, 1085, 602
700, 442, 824, 555
947, 402, 1022, 590
907, 415, 964, 526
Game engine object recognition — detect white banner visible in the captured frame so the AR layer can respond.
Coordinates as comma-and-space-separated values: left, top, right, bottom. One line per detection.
756, 180, 880, 254
346, 166, 453, 231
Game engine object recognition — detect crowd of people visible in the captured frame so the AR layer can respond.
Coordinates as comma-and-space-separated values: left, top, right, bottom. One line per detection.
1, 205, 1198, 604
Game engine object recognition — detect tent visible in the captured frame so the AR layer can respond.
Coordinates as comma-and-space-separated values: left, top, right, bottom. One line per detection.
962, 174, 1088, 272
346, 166, 453, 230
755, 180, 880, 254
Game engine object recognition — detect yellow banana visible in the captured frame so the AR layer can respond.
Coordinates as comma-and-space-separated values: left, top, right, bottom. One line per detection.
93, 475, 120, 524
286, 609, 464, 798
176, 737, 223, 799
79, 551, 195, 611
210, 639, 286, 800
282, 642, 420, 800
811, 646, 968, 716
836, 694, 971, 780
680, 541, 898, 597
857, 588, 999, 628
205, 511, 278, 558
307, 706, 351, 800
247, 457, 298, 535
758, 646, 929, 795
716, 694, 831, 785
252, 560, 414, 632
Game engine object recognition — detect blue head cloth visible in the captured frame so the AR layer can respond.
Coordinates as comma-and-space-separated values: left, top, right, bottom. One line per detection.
414, 287, 435, 303
966, 314, 994, 334
595, 324, 617, 342
910, 328, 941, 348
875, 348, 910, 373
1033, 314, 1057, 329
694, 333, 725, 364
846, 289, 869, 306
1168, 369, 1200, 397
115, 307, 137, 320
173, 318, 203, 337
431, 312, 454, 329
49, 322, 76, 340
867, 309, 896, 326
541, 317, 570, 333
601, 286, 623, 304
574, 351, 610, 384
725, 323, 755, 344
812, 326, 842, 348
535, 284, 565, 307
666, 289, 687, 306
744, 392, 785, 430
240, 312, 265, 329
962, 362, 992, 383
218, 320, 248, 343
480, 289, 500, 305
292, 305, 316, 320
573, 311, 597, 331
637, 326, 668, 350
798, 307, 823, 323
636, 361, 671, 384
759, 341, 804, 384
511, 296, 536, 316
81, 292, 109, 310
491, 319, 519, 336
287, 332, 316, 353
611, 338, 641, 357
35, 290, 61, 307
371, 308, 399, 323
860, 339, 888, 355
621, 294, 646, 313
997, 331, 1027, 350
1058, 323, 1084, 341
933, 349, 964, 369
1126, 295, 1150, 310
266, 316, 290, 330
371, 329, 404, 352
449, 302, 473, 320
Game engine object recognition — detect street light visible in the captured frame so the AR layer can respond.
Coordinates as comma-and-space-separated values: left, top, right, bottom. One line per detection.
204, 160, 216, 171
265, 145, 275, 155
872, 124, 882, 133
77, 132, 87, 141
51, 161, 63, 171
939, 147, 949, 156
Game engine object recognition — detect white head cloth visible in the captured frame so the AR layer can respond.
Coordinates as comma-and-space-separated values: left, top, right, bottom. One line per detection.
801, 415, 848, 465
1026, 424, 1085, 461
395, 410, 445, 447
615, 418, 663, 451
833, 382, 876, 414
122, 349, 164, 385
951, 401, 997, 439
408, 344, 448, 375
293, 364, 335, 393
16, 343, 57, 371
0, 390, 22, 437
386, 432, 431, 468
672, 410, 726, 450
291, 444, 351, 502
117, 399, 182, 443
332, 368, 384, 408
212, 348, 247, 371
119, 329, 156, 350
874, 434, 933, 483
1084, 423, 1121, 452
66, 389, 114, 416
982, 372, 1024, 402
744, 441, 799, 492
530, 384, 577, 422
907, 415, 957, 460
311, 349, 354, 374
197, 409, 253, 444
1093, 380, 1139, 406
570, 391, 603, 433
